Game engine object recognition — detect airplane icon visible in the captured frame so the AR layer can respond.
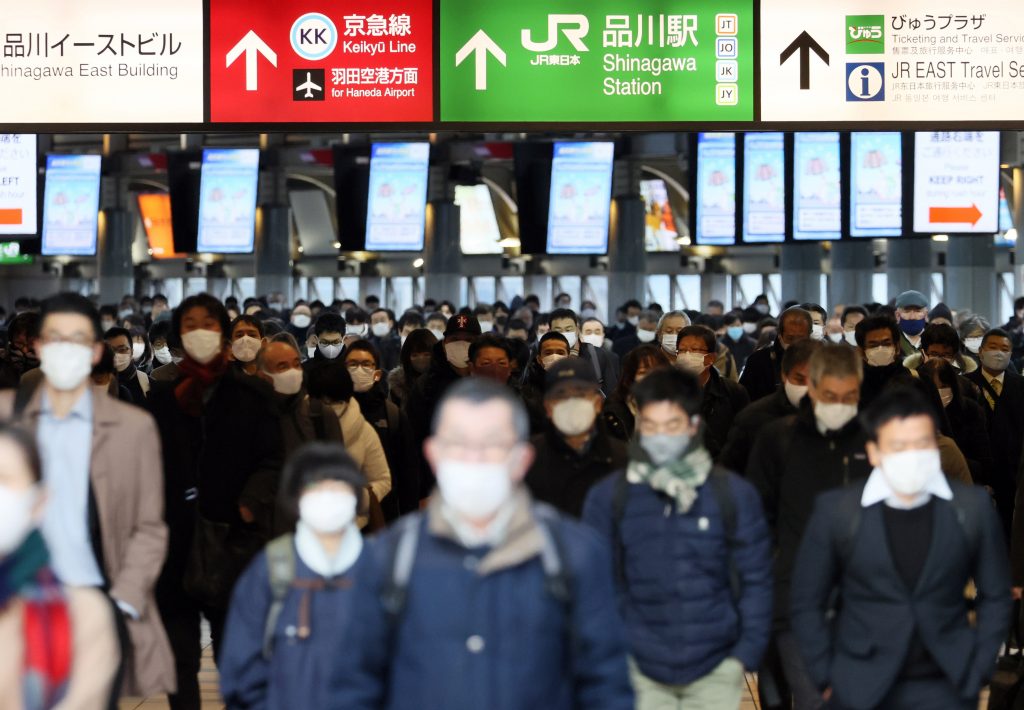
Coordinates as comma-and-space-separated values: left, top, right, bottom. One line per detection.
295, 71, 321, 98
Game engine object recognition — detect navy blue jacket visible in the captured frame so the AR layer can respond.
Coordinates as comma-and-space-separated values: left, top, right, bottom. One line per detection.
582, 470, 773, 685
219, 542, 371, 710
791, 481, 1011, 709
331, 509, 634, 710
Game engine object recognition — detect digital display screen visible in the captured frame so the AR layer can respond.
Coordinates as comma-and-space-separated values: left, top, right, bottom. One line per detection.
41, 154, 102, 256
197, 148, 259, 254
365, 142, 430, 252
695, 133, 737, 246
455, 184, 503, 255
546, 141, 614, 255
850, 132, 903, 238
640, 179, 680, 252
0, 134, 36, 235
995, 187, 1015, 247
913, 131, 1000, 234
793, 132, 842, 241
742, 132, 785, 244
138, 193, 183, 259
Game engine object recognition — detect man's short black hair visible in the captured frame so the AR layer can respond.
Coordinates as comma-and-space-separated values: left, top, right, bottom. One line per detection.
623, 299, 643, 311
548, 308, 579, 326
305, 358, 354, 403
920, 323, 960, 352
1015, 296, 1024, 313
103, 326, 132, 346
39, 292, 102, 341
314, 312, 346, 336
538, 331, 569, 350
506, 318, 528, 333
854, 314, 900, 349
398, 311, 425, 330
148, 319, 174, 346
981, 328, 1012, 349
469, 334, 512, 363
800, 303, 827, 320
841, 305, 868, 327
344, 339, 382, 368
433, 376, 530, 441
632, 367, 703, 418
345, 309, 369, 325
230, 314, 265, 339
860, 386, 939, 443
172, 294, 231, 342
677, 324, 717, 354
723, 310, 743, 327
781, 338, 823, 375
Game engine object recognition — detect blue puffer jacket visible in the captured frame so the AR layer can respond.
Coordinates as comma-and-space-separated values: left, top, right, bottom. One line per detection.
582, 469, 773, 685
330, 506, 634, 710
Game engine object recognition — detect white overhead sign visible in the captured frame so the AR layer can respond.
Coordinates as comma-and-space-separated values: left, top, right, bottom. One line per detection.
760, 0, 1024, 122
0, 135, 37, 235
0, 0, 203, 124
913, 131, 1000, 233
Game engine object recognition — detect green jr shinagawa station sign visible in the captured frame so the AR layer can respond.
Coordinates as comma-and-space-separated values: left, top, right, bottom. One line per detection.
440, 0, 754, 124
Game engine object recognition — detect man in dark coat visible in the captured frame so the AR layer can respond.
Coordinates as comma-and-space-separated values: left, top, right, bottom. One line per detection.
549, 308, 620, 396
739, 307, 813, 402
791, 388, 1010, 710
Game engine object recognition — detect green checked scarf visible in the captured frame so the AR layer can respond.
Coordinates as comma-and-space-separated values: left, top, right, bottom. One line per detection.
626, 432, 713, 513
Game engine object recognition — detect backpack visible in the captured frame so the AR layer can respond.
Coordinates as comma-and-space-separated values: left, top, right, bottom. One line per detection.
379, 506, 575, 638
611, 467, 741, 598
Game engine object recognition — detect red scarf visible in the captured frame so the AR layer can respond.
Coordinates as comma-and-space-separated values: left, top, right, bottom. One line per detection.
174, 353, 229, 416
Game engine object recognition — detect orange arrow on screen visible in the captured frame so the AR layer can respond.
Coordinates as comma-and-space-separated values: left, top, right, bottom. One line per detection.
929, 204, 982, 226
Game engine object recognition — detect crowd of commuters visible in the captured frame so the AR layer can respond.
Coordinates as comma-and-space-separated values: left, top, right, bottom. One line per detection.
1, 287, 1023, 709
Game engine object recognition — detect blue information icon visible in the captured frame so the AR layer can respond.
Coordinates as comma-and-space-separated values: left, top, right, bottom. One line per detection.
846, 62, 885, 101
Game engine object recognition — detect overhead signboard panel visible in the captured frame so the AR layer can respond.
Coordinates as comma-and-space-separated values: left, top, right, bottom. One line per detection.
760, 0, 1024, 123
440, 0, 754, 123
209, 0, 433, 123
0, 0, 203, 124
913, 131, 1000, 234
0, 135, 37, 235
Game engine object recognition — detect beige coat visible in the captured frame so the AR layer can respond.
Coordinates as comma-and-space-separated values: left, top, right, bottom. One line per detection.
0, 586, 120, 710
0, 386, 176, 697
329, 398, 392, 525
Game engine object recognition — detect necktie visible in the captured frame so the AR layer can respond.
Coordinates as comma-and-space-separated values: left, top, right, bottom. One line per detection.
984, 377, 1002, 410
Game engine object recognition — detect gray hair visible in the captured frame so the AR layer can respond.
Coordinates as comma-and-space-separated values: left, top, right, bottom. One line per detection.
432, 377, 530, 443
656, 310, 691, 333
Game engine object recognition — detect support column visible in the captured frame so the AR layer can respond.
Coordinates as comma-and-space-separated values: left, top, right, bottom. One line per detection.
422, 201, 461, 306
359, 276, 383, 307
700, 272, 730, 311
607, 196, 646, 318
829, 241, 875, 308
779, 243, 821, 305
254, 205, 292, 302
886, 239, 932, 302
946, 236, 995, 316
523, 275, 551, 309
97, 208, 134, 304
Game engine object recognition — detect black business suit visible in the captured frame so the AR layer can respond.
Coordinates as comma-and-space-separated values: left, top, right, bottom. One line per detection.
790, 480, 1011, 710
965, 369, 1024, 532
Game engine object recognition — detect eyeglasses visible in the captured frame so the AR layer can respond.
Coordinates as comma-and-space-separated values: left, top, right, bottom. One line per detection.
432, 437, 522, 462
38, 333, 94, 347
676, 348, 710, 356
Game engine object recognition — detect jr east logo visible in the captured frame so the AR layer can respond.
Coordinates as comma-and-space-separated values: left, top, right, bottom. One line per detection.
523, 14, 589, 65
846, 15, 884, 54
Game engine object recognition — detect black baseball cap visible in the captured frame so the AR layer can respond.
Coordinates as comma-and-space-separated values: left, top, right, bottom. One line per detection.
545, 357, 599, 393
444, 313, 482, 337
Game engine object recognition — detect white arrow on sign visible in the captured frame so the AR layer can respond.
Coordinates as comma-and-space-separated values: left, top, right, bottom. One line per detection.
226, 30, 277, 92
455, 30, 506, 91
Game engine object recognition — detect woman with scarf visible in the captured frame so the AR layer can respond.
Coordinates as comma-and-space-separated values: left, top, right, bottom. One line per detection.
147, 293, 284, 710
583, 367, 773, 710
0, 424, 120, 709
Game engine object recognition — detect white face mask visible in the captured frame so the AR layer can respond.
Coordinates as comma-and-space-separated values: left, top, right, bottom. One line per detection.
371, 322, 391, 338
113, 352, 133, 373
551, 397, 597, 436
541, 353, 567, 370
843, 331, 858, 346
938, 387, 954, 408
429, 328, 445, 342
879, 448, 941, 497
677, 351, 708, 375
348, 365, 377, 393
153, 346, 173, 365
964, 337, 983, 354
560, 331, 578, 349
827, 332, 843, 344
445, 340, 472, 369
811, 324, 825, 341
0, 486, 37, 555
39, 342, 94, 391
814, 402, 858, 432
436, 459, 512, 521
132, 342, 146, 360
784, 381, 808, 407
101, 319, 116, 333
637, 329, 657, 344
346, 324, 368, 338
181, 329, 223, 365
742, 322, 757, 335
291, 314, 312, 329
232, 335, 262, 363
477, 320, 494, 333
660, 333, 677, 352
318, 342, 343, 360
299, 489, 357, 534
865, 345, 895, 368
627, 315, 640, 327
581, 333, 604, 349
269, 367, 304, 395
